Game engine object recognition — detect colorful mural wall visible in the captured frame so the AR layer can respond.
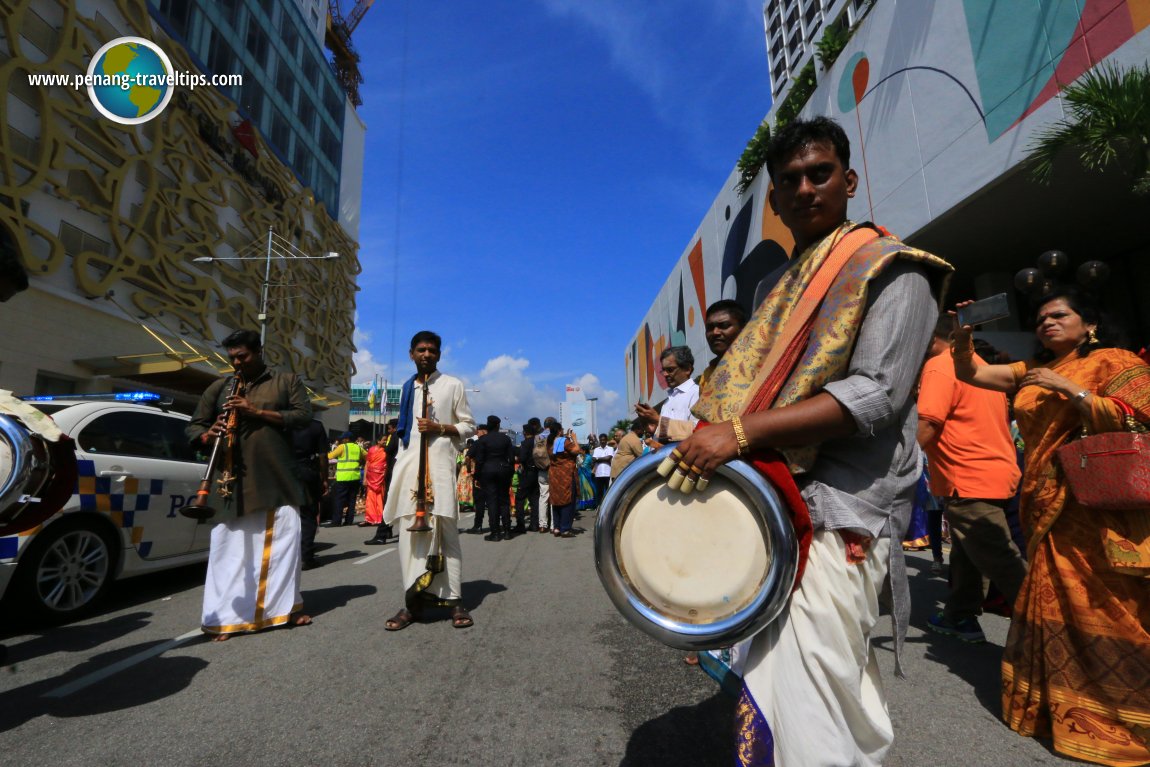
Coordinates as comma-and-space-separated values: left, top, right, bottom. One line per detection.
627, 0, 1150, 407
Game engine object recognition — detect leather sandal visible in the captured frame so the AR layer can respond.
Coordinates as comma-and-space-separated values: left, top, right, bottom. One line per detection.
385, 608, 416, 631
451, 606, 474, 629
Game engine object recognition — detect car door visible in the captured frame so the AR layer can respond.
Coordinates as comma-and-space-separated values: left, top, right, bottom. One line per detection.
71, 407, 205, 559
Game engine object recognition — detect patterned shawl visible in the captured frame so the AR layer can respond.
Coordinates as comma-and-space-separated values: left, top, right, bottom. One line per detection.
694, 221, 953, 473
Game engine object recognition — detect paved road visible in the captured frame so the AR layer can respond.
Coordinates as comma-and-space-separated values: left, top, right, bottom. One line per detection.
0, 511, 1072, 766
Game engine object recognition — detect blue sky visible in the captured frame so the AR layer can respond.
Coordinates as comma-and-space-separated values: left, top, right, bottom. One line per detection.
348, 0, 772, 431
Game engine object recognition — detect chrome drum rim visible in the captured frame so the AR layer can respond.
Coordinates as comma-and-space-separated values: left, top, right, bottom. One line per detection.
34, 528, 111, 614
595, 443, 798, 651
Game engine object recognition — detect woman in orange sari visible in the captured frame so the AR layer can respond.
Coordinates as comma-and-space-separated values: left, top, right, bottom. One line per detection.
954, 288, 1150, 766
363, 435, 388, 527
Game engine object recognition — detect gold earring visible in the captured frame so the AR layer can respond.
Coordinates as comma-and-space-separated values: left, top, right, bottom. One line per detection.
1087, 328, 1098, 345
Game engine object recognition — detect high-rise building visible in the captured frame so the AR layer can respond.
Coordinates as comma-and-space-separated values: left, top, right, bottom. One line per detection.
0, 0, 366, 427
763, 0, 872, 101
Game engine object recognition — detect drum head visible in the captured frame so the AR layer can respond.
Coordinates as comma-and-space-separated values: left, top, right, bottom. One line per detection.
618, 479, 769, 625
596, 443, 798, 651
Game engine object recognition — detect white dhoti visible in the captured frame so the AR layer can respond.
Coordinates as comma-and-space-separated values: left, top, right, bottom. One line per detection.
397, 515, 463, 606
740, 530, 893, 767
201, 505, 303, 635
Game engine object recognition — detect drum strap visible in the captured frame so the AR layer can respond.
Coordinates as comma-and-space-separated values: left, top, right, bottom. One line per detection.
740, 226, 880, 415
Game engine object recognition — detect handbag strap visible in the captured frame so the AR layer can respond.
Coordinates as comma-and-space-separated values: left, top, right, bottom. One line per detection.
740, 226, 880, 415
1110, 398, 1148, 433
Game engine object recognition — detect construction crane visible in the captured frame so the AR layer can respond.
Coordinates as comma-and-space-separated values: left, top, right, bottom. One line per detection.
325, 0, 374, 107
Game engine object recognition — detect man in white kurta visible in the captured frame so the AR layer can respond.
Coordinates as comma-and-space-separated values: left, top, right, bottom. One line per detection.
383, 331, 475, 630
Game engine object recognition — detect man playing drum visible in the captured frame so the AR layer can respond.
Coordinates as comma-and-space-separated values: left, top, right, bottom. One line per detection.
669, 117, 952, 766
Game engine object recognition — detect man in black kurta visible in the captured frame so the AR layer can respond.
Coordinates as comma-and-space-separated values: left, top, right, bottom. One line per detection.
186, 329, 312, 640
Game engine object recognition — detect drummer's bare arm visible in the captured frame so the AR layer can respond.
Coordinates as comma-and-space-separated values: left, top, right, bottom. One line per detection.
676, 395, 855, 477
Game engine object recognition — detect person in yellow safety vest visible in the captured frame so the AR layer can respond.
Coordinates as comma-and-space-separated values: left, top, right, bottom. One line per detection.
327, 431, 365, 526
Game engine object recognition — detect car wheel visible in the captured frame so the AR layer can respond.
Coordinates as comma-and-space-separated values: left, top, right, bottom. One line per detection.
16, 519, 116, 622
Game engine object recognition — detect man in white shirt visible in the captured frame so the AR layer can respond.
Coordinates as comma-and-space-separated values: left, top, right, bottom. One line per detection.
590, 433, 615, 501
636, 346, 699, 441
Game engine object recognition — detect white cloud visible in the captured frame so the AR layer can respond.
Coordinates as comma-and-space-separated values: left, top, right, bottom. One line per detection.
351, 317, 390, 385
460, 355, 625, 437
539, 0, 668, 106
464, 355, 556, 431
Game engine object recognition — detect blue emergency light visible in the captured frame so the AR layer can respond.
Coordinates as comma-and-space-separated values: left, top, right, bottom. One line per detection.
22, 391, 164, 403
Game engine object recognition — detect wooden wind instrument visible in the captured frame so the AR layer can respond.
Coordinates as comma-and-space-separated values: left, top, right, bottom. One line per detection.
182, 374, 244, 520
407, 378, 434, 533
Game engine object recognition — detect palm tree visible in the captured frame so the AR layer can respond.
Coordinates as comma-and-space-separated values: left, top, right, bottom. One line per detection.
1028, 63, 1150, 194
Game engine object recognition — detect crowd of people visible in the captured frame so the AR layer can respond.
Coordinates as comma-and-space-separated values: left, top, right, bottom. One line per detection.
174, 115, 1147, 767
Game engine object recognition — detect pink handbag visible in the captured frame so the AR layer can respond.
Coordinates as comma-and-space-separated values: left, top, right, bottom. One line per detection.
1057, 399, 1150, 511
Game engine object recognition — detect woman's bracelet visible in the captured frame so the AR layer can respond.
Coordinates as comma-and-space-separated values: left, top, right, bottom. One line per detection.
731, 416, 750, 457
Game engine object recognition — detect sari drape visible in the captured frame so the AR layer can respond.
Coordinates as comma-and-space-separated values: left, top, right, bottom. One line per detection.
363, 444, 387, 525
1003, 348, 1150, 767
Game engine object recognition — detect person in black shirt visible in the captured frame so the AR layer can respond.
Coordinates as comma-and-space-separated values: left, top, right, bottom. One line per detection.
466, 424, 488, 533
472, 416, 515, 541
516, 421, 541, 533
292, 419, 329, 569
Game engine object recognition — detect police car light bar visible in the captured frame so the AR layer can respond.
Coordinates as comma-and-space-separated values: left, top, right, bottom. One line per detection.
22, 391, 168, 403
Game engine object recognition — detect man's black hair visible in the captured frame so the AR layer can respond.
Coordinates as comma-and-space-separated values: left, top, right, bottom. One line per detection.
410, 330, 442, 350
706, 299, 748, 327
222, 329, 261, 352
765, 116, 851, 180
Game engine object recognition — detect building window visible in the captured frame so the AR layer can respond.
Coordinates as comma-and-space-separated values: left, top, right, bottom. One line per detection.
245, 19, 269, 68
292, 142, 311, 180
59, 221, 110, 260
319, 127, 340, 167
157, 0, 194, 39
207, 28, 236, 79
270, 110, 291, 154
281, 12, 300, 57
323, 84, 342, 119
804, 3, 820, 27
34, 372, 78, 396
275, 60, 296, 107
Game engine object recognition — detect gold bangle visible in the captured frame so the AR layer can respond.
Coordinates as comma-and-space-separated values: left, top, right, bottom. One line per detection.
731, 416, 750, 457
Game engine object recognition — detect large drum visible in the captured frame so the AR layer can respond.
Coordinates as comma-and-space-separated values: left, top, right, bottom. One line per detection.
595, 444, 797, 651
0, 414, 75, 536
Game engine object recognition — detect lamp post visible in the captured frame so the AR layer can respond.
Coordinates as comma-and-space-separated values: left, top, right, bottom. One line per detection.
193, 226, 338, 345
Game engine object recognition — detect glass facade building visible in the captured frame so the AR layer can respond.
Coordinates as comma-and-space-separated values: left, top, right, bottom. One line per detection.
149, 0, 345, 215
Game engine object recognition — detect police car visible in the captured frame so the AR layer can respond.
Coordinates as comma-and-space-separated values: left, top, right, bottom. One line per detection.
0, 392, 211, 622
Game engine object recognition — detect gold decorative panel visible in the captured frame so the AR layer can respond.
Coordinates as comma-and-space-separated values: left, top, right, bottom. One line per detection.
0, 0, 360, 394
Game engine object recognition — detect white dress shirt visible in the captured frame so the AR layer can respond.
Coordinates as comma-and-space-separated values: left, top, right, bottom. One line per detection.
661, 377, 700, 421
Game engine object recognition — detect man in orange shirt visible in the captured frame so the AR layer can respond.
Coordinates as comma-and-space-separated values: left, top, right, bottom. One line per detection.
917, 317, 1026, 643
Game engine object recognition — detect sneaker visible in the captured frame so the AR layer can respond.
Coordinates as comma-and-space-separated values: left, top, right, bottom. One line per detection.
930, 559, 943, 576
927, 612, 986, 643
